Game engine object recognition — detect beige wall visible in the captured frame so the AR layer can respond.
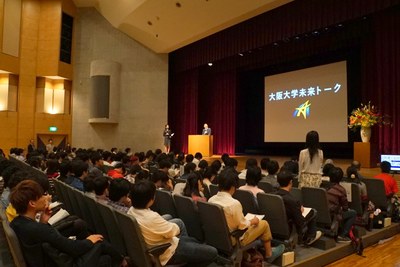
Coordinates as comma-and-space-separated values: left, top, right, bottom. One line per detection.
72, 8, 168, 152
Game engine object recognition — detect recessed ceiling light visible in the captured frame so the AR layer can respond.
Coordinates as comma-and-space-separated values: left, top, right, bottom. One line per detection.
147, 21, 152, 26
176, 2, 181, 7
208, 62, 213, 66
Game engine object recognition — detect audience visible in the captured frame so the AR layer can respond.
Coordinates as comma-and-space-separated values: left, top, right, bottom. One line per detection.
260, 160, 280, 189
327, 167, 356, 243
107, 178, 132, 213
128, 180, 218, 266
183, 172, 207, 203
208, 169, 285, 263
10, 180, 129, 267
238, 166, 264, 197
374, 161, 398, 198
276, 170, 322, 245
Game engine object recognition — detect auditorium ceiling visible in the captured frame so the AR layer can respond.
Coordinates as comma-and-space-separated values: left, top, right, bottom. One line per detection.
72, 0, 292, 53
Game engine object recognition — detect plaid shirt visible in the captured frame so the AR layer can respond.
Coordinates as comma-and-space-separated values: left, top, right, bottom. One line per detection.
107, 200, 130, 213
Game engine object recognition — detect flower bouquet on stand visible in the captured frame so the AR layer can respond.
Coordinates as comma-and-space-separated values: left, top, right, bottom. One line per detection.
348, 101, 390, 142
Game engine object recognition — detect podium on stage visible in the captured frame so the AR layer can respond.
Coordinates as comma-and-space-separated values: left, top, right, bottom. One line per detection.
353, 142, 378, 168
188, 135, 213, 157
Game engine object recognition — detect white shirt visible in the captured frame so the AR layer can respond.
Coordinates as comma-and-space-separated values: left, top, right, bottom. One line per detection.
299, 148, 323, 174
208, 191, 250, 232
127, 207, 179, 266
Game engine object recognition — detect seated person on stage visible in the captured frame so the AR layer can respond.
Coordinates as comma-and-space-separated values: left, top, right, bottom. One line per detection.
208, 169, 285, 263
327, 167, 357, 243
275, 170, 322, 245
10, 180, 129, 267
128, 180, 218, 266
260, 160, 280, 189
107, 178, 132, 213
238, 166, 264, 198
374, 161, 398, 198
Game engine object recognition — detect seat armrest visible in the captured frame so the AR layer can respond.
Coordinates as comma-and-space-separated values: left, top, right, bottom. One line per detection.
231, 228, 247, 239
148, 243, 171, 257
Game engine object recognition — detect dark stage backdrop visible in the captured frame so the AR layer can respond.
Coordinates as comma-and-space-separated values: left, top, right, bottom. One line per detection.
168, 0, 400, 157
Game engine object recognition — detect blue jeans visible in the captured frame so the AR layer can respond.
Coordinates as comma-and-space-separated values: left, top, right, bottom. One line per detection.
168, 236, 218, 267
340, 209, 357, 237
304, 208, 318, 239
161, 215, 188, 237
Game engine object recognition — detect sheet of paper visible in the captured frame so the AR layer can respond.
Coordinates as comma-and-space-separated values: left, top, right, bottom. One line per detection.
245, 213, 265, 221
302, 207, 311, 218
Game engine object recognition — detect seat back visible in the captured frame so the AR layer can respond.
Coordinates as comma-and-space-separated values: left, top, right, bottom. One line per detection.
290, 187, 302, 203
209, 184, 219, 197
257, 193, 291, 240
233, 189, 258, 215
151, 190, 177, 218
74, 191, 96, 232
341, 182, 363, 216
363, 178, 388, 210
64, 185, 83, 219
96, 202, 127, 255
54, 180, 73, 213
114, 211, 154, 267
2, 220, 27, 267
173, 194, 204, 241
197, 201, 233, 255
301, 187, 332, 226
85, 197, 109, 240
258, 181, 274, 193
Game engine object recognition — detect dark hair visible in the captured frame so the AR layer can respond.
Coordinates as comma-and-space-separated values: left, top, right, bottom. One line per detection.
135, 170, 150, 183
322, 163, 335, 176
210, 160, 221, 173
266, 160, 279, 175
218, 169, 238, 191
185, 154, 194, 163
277, 170, 294, 187
281, 160, 299, 175
102, 151, 112, 161
8, 170, 49, 193
221, 153, 230, 165
329, 167, 344, 184
151, 170, 169, 184
305, 130, 320, 163
226, 158, 238, 168
260, 158, 270, 170
46, 159, 60, 175
83, 174, 96, 192
70, 160, 88, 178
194, 152, 203, 160
90, 152, 103, 165
184, 162, 196, 174
108, 178, 131, 202
198, 160, 208, 170
130, 180, 156, 209
159, 159, 172, 169
93, 176, 110, 196
245, 158, 258, 169
346, 166, 360, 183
245, 166, 262, 186
10, 180, 44, 214
380, 161, 391, 173
183, 172, 203, 198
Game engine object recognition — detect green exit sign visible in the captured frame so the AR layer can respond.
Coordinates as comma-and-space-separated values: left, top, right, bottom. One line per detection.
49, 126, 58, 132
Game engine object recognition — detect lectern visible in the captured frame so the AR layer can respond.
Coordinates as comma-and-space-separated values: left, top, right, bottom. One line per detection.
353, 142, 378, 168
188, 135, 213, 157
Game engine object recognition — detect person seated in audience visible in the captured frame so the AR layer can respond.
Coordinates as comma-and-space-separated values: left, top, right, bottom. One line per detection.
276, 170, 322, 245
210, 159, 222, 175
238, 158, 258, 179
208, 169, 285, 263
158, 159, 173, 175
260, 157, 270, 177
83, 173, 96, 198
238, 166, 264, 197
202, 167, 218, 188
102, 150, 113, 167
93, 175, 110, 204
58, 160, 71, 183
183, 172, 207, 202
128, 180, 218, 266
89, 152, 105, 178
180, 162, 196, 180
327, 167, 357, 243
185, 154, 194, 165
260, 160, 280, 189
107, 178, 132, 213
224, 157, 239, 174
345, 166, 368, 202
193, 152, 203, 167
125, 164, 142, 184
111, 152, 125, 167
135, 169, 150, 184
350, 160, 364, 179
321, 163, 335, 182
374, 161, 398, 198
69, 160, 89, 191
152, 170, 174, 191
197, 159, 208, 173
107, 163, 125, 179
10, 180, 129, 267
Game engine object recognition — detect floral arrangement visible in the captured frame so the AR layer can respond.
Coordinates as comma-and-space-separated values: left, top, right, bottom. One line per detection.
348, 101, 384, 129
